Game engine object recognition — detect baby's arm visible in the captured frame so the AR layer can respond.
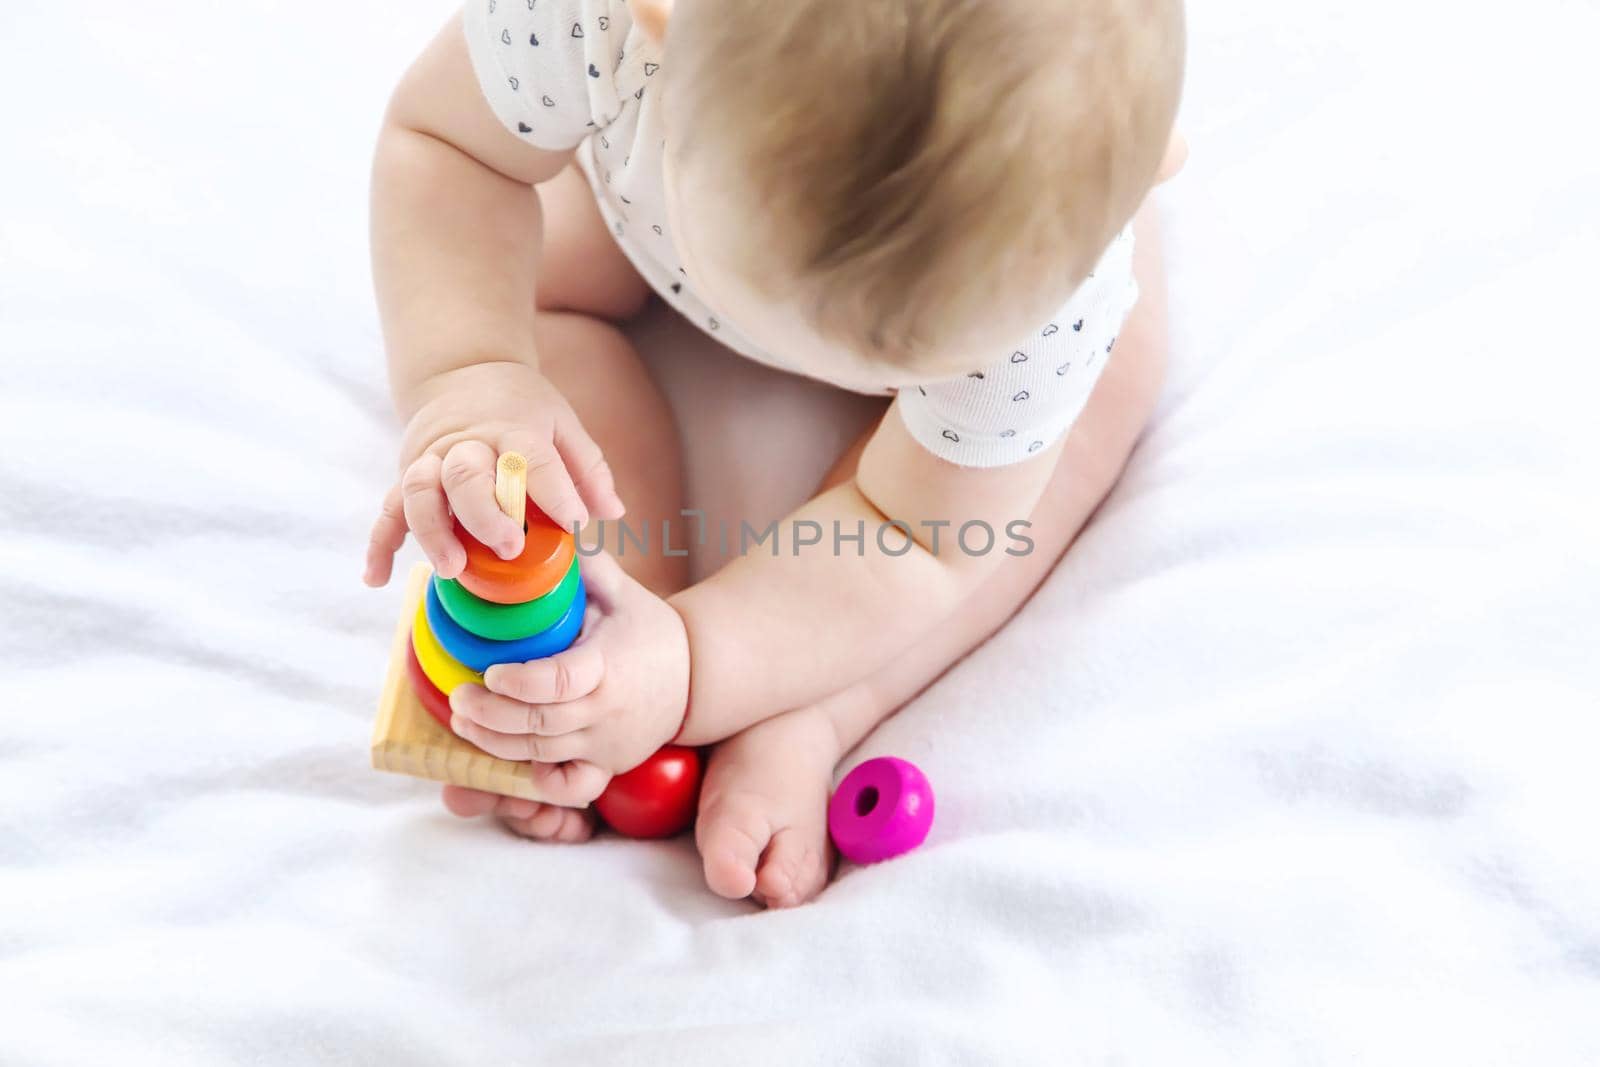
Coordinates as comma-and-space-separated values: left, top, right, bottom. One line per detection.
450, 404, 1058, 773
670, 414, 1063, 745
670, 135, 1186, 742
366, 19, 621, 585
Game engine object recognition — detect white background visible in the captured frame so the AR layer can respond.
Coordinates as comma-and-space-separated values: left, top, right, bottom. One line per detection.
2, 1, 1598, 1063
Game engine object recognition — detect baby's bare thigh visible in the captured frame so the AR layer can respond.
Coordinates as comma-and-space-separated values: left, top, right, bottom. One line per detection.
527, 167, 685, 593
535, 164, 651, 320
534, 311, 687, 596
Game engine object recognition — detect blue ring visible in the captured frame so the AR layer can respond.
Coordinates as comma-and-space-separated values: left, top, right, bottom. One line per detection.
424, 576, 585, 672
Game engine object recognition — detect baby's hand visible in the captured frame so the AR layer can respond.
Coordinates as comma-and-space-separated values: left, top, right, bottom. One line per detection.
364, 362, 623, 586
447, 551, 691, 803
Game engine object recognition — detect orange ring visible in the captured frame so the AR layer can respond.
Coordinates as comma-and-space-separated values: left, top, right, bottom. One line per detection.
455, 503, 576, 605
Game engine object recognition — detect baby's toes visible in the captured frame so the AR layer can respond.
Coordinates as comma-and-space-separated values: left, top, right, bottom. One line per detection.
696, 793, 773, 901
753, 825, 832, 909
441, 784, 501, 817
549, 806, 596, 842
441, 786, 595, 842
503, 802, 596, 842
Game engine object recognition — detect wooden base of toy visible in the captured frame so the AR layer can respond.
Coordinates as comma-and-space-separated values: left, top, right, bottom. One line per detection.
370, 563, 557, 803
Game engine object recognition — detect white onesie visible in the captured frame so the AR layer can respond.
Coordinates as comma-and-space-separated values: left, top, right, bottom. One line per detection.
463, 0, 1140, 468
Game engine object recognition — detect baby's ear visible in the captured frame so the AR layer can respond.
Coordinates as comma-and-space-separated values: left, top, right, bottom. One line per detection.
628, 0, 674, 46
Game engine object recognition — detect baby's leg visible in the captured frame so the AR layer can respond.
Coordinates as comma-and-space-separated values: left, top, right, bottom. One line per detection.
696, 205, 1170, 905
534, 165, 686, 598
443, 165, 689, 839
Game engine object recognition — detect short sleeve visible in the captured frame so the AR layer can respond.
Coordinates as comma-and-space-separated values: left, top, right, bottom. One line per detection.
462, 0, 630, 151
895, 226, 1141, 468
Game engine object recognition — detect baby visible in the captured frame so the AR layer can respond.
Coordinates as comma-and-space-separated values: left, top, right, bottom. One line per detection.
364, 0, 1185, 906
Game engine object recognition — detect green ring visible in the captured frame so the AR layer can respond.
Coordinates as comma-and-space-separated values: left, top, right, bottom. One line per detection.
434, 556, 581, 641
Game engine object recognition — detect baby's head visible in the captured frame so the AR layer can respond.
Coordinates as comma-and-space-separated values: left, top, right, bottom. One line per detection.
634, 0, 1184, 388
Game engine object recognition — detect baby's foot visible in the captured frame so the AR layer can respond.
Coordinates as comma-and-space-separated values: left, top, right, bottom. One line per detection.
695, 708, 840, 908
441, 785, 596, 843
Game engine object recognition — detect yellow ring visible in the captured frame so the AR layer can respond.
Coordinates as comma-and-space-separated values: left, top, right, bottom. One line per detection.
411, 597, 483, 696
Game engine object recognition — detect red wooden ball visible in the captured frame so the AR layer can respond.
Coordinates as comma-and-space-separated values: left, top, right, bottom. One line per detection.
594, 746, 703, 839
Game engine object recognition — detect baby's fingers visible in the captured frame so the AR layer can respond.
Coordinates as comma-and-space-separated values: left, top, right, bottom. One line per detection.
363, 485, 407, 587
449, 683, 599, 736
440, 784, 505, 818
500, 431, 588, 531
449, 712, 593, 763
441, 440, 523, 560
401, 453, 465, 578
554, 412, 625, 521
526, 760, 610, 807
483, 643, 604, 705
571, 548, 629, 610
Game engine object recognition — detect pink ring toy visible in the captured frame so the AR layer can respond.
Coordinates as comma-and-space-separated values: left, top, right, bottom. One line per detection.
827, 757, 934, 865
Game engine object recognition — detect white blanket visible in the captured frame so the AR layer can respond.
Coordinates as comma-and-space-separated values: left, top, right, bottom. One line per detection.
3, 1, 1598, 1063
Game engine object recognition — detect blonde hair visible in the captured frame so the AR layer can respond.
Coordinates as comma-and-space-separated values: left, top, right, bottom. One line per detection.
660, 0, 1184, 366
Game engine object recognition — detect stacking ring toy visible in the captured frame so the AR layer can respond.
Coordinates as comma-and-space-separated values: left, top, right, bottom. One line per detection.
403, 640, 454, 730
434, 555, 581, 641
423, 576, 586, 673
456, 505, 576, 605
410, 597, 484, 696
827, 757, 935, 865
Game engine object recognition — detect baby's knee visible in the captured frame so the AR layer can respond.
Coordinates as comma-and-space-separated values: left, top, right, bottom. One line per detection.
534, 310, 640, 376
536, 168, 651, 319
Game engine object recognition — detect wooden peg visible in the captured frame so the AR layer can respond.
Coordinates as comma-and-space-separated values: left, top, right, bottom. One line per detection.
495, 452, 527, 527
